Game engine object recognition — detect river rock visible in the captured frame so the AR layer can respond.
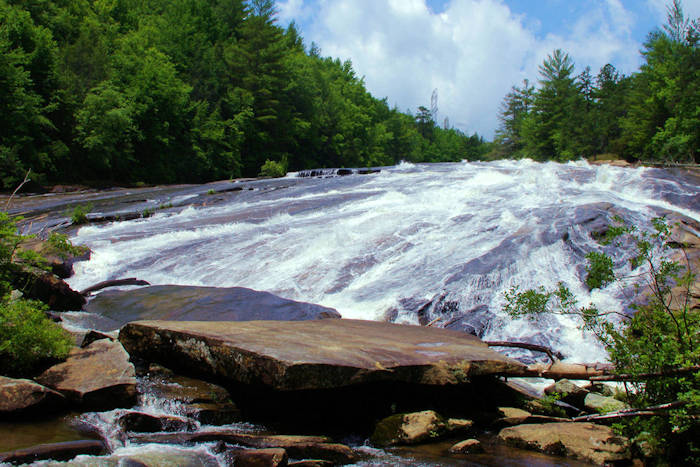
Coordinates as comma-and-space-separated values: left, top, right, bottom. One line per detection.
449, 439, 484, 454
18, 237, 90, 279
119, 319, 524, 392
36, 339, 137, 410
128, 431, 357, 464
0, 376, 66, 417
85, 285, 340, 331
370, 410, 449, 446
186, 402, 241, 425
0, 440, 105, 464
498, 422, 630, 464
24, 270, 86, 311
544, 379, 588, 406
583, 393, 628, 413
230, 448, 288, 467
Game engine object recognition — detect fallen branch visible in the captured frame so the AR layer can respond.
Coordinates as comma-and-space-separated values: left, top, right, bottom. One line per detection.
589, 365, 700, 382
510, 361, 614, 380
80, 278, 150, 295
5, 169, 31, 210
572, 401, 686, 422
486, 340, 564, 363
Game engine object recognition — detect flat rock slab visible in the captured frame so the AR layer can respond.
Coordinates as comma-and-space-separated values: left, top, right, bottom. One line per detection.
85, 285, 340, 331
119, 319, 524, 391
36, 340, 137, 410
498, 422, 630, 465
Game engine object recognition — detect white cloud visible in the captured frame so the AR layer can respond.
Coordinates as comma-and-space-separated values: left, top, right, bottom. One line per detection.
278, 0, 649, 137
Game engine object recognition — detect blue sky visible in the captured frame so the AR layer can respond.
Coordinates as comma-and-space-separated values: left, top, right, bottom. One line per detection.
275, 0, 700, 137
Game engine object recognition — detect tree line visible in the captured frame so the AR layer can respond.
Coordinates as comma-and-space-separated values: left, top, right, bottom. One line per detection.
0, 0, 488, 190
492, 0, 699, 164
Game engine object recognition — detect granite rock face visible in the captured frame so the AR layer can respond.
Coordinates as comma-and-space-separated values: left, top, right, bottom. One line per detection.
119, 319, 524, 391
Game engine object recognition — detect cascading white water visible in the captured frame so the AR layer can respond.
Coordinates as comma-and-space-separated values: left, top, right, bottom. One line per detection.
67, 160, 699, 364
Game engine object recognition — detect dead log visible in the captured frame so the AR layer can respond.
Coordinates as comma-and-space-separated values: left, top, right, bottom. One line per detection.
509, 361, 614, 380
80, 278, 150, 295
589, 365, 700, 382
572, 401, 686, 422
486, 341, 565, 363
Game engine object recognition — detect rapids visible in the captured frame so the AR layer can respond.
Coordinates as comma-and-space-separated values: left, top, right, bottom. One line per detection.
67, 160, 699, 364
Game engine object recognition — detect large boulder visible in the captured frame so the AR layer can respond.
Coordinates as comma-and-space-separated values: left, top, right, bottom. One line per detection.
498, 422, 630, 465
370, 410, 451, 446
85, 285, 341, 331
583, 393, 628, 414
36, 340, 137, 410
119, 319, 524, 391
0, 376, 66, 417
23, 269, 86, 311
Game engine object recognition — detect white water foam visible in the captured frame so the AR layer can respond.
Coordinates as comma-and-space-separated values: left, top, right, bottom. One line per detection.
68, 160, 699, 363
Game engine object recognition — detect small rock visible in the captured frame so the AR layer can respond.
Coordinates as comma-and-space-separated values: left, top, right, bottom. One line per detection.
446, 418, 474, 434
498, 422, 630, 464
0, 376, 66, 417
36, 339, 137, 410
233, 448, 288, 467
147, 363, 175, 376
583, 393, 628, 414
584, 382, 614, 397
449, 439, 484, 454
284, 444, 357, 465
492, 406, 532, 427
544, 379, 588, 406
0, 440, 105, 464
186, 402, 241, 425
370, 410, 448, 446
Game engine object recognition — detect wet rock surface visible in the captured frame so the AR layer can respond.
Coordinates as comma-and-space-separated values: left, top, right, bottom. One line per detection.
498, 422, 631, 464
0, 376, 66, 417
0, 439, 106, 464
36, 340, 137, 410
85, 285, 341, 331
119, 318, 524, 392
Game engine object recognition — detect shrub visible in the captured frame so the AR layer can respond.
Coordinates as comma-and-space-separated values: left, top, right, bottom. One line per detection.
69, 203, 93, 225
504, 217, 699, 463
0, 298, 73, 376
44, 232, 88, 260
258, 158, 287, 178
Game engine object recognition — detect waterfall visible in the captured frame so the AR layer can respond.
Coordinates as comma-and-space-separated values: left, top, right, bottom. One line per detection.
67, 160, 699, 364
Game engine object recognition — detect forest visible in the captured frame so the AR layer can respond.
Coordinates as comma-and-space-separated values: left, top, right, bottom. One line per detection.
494, 1, 699, 164
0, 0, 698, 190
0, 0, 488, 189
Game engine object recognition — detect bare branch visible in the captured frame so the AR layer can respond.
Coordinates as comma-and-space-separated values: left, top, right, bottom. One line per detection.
486, 340, 564, 363
5, 169, 31, 210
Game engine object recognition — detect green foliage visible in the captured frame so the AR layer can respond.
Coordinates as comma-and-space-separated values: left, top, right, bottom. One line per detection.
44, 232, 88, 260
69, 203, 92, 225
0, 212, 74, 376
503, 217, 699, 462
258, 158, 287, 178
0, 297, 72, 376
585, 251, 615, 289
494, 1, 699, 163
